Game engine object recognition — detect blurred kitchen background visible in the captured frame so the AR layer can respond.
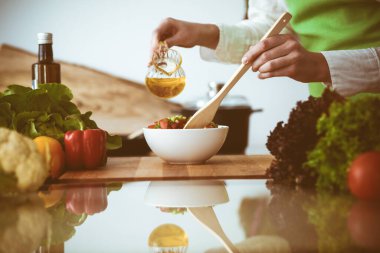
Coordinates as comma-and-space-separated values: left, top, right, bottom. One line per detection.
0, 0, 309, 154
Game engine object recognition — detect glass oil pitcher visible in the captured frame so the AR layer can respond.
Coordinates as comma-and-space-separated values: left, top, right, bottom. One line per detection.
146, 42, 186, 98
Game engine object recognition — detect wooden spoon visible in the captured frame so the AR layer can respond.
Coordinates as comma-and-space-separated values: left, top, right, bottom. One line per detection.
184, 12, 292, 129
189, 206, 239, 253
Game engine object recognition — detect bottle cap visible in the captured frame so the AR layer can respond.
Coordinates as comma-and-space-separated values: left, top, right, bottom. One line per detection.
37, 33, 53, 44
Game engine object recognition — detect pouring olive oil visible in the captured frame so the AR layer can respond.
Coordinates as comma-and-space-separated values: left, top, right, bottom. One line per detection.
146, 42, 186, 98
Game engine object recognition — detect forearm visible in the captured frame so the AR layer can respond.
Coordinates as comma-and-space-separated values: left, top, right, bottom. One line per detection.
321, 48, 380, 96
200, 22, 275, 64
196, 24, 220, 50
200, 0, 291, 64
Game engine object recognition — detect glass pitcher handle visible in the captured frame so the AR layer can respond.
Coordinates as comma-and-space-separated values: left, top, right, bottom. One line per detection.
153, 53, 182, 76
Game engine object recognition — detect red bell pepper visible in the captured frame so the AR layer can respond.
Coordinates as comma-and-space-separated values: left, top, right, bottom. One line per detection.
64, 129, 107, 170
65, 184, 108, 215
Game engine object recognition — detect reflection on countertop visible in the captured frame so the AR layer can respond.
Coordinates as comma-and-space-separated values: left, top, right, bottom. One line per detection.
0, 180, 379, 253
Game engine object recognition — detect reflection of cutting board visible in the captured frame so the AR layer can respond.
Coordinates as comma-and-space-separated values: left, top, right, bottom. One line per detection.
59, 155, 272, 183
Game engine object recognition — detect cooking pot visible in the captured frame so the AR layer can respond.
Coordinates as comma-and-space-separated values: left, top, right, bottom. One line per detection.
179, 82, 262, 154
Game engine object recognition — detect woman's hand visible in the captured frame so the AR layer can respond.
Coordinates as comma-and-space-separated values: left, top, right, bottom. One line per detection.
150, 18, 219, 57
242, 34, 331, 83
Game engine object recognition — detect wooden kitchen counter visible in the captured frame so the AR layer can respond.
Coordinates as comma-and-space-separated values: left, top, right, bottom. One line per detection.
59, 155, 272, 183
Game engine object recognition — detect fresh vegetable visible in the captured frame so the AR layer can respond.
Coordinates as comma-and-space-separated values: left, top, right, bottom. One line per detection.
266, 90, 344, 185
348, 201, 380, 250
34, 136, 65, 179
348, 152, 380, 201
47, 201, 87, 246
158, 207, 187, 215
148, 115, 218, 129
65, 185, 108, 215
0, 128, 48, 193
38, 188, 64, 208
306, 94, 380, 192
268, 183, 374, 252
268, 184, 318, 251
45, 183, 121, 246
0, 83, 121, 150
148, 115, 188, 129
37, 183, 122, 246
0, 194, 50, 253
305, 192, 354, 253
64, 129, 107, 170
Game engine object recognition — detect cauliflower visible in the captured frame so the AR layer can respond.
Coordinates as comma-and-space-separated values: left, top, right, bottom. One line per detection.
0, 128, 48, 192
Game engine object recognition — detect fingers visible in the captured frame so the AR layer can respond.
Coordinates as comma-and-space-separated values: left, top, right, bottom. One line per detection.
152, 20, 173, 43
242, 34, 309, 82
253, 37, 301, 71
258, 51, 300, 73
242, 34, 292, 64
251, 42, 290, 71
258, 64, 297, 79
149, 18, 177, 64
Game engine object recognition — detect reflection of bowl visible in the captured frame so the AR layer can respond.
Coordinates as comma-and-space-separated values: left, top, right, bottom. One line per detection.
144, 180, 229, 207
143, 126, 228, 164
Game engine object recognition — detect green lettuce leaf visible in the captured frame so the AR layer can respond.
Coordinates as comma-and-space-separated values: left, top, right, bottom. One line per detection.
3, 84, 32, 96
0, 83, 121, 150
0, 102, 13, 128
38, 83, 73, 101
106, 134, 123, 150
306, 94, 380, 191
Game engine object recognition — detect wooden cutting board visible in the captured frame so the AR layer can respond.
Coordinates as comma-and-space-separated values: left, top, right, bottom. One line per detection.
59, 155, 272, 183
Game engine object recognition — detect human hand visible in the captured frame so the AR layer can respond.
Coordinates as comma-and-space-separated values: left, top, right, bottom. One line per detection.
242, 34, 331, 83
151, 18, 199, 50
150, 18, 219, 64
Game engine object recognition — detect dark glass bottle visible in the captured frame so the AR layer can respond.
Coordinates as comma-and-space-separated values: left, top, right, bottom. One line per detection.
32, 33, 61, 89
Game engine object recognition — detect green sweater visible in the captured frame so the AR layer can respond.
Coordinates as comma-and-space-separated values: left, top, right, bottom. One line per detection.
285, 0, 380, 97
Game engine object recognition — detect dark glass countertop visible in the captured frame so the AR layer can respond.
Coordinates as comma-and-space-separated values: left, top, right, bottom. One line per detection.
1, 179, 379, 253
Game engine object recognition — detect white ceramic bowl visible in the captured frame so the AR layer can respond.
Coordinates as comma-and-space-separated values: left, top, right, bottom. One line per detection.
144, 180, 229, 207
143, 125, 229, 164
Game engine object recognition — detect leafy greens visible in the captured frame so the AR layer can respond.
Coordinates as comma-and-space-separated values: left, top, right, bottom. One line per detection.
306, 94, 380, 191
266, 89, 344, 185
0, 83, 121, 150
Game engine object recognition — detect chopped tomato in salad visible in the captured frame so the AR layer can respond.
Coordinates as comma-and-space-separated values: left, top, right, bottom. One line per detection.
148, 115, 218, 129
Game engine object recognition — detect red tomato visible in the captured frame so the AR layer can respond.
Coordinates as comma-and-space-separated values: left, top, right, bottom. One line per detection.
348, 151, 380, 201
148, 116, 190, 129
159, 118, 169, 129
